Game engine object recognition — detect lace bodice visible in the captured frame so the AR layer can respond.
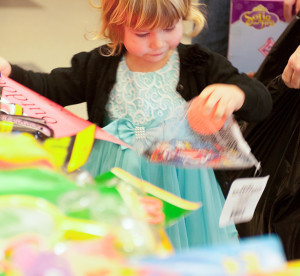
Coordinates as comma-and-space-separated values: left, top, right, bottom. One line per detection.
105, 50, 186, 127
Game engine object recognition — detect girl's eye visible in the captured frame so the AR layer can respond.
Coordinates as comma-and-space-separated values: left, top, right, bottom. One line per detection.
164, 26, 175, 32
135, 33, 149, 37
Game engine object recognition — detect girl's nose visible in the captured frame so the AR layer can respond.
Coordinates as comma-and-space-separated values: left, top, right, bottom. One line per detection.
149, 32, 164, 49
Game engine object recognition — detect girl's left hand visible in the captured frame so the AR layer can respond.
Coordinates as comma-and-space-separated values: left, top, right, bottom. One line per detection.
198, 83, 245, 120
0, 56, 12, 77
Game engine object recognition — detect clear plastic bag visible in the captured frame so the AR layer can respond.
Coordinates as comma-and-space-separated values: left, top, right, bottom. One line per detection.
134, 102, 260, 170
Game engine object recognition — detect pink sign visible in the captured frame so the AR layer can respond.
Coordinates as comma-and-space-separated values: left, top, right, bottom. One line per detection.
0, 75, 130, 147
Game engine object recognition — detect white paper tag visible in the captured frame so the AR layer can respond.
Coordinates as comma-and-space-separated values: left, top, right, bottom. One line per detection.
219, 176, 269, 227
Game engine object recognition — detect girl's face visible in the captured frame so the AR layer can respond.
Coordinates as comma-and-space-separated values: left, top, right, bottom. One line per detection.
123, 19, 183, 70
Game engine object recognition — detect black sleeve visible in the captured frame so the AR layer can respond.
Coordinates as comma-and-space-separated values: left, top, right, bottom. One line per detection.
9, 48, 101, 107
204, 52, 273, 122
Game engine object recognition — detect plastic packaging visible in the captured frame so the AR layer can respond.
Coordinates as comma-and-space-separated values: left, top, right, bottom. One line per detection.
139, 102, 260, 169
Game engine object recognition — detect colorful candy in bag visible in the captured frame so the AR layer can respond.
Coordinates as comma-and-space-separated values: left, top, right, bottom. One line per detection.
138, 98, 260, 169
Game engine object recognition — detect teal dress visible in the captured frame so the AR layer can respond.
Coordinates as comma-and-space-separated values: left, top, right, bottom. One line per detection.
83, 50, 238, 250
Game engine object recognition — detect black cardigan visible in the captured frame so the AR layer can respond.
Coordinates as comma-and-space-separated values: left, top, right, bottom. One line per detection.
10, 43, 272, 127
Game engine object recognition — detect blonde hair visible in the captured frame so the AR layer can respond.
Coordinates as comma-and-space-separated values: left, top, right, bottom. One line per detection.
89, 0, 206, 55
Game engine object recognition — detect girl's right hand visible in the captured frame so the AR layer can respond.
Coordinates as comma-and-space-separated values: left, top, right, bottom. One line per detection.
0, 57, 12, 77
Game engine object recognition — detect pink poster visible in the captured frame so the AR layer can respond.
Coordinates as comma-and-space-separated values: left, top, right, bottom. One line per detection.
0, 75, 129, 147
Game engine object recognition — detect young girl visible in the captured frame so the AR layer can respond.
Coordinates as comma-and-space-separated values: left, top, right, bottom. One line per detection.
0, 0, 272, 250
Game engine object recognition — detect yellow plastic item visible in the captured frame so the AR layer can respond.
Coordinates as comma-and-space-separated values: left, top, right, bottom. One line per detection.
67, 124, 95, 172
0, 133, 55, 169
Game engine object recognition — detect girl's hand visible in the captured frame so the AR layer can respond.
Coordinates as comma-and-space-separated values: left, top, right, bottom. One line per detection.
198, 83, 245, 120
282, 45, 300, 89
0, 57, 12, 77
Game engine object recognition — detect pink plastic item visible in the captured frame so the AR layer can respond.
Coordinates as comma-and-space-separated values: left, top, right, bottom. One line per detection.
187, 97, 226, 135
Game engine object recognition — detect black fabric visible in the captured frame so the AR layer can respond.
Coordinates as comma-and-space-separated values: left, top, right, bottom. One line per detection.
233, 89, 300, 260
255, 10, 300, 86
222, 13, 300, 260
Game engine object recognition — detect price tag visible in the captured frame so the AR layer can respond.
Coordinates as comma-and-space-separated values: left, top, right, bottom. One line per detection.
219, 176, 269, 227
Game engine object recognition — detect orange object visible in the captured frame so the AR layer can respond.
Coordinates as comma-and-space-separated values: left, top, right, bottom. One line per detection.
187, 96, 226, 135
140, 196, 165, 225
